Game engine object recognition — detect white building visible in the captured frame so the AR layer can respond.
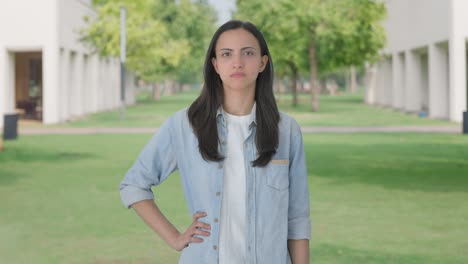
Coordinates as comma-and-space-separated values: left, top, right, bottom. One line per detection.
0, 0, 135, 127
366, 0, 468, 122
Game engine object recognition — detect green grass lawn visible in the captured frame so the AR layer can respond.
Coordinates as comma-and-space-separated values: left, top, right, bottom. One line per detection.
31, 90, 457, 128
1, 133, 467, 263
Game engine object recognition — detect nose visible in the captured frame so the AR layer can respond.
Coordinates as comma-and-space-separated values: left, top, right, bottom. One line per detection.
232, 53, 243, 68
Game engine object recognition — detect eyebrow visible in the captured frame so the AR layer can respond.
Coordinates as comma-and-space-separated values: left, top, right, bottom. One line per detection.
218, 47, 257, 52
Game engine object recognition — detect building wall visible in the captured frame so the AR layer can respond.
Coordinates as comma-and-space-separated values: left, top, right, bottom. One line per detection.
0, 0, 56, 48
367, 0, 468, 122
0, 0, 57, 126
0, 0, 135, 127
383, 0, 450, 53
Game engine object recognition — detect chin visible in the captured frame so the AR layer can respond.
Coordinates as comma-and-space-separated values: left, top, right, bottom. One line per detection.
223, 82, 255, 92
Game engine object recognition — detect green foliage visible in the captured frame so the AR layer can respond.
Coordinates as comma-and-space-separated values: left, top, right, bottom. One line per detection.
152, 0, 217, 83
236, 0, 386, 75
236, 0, 307, 76
314, 0, 387, 72
81, 0, 216, 83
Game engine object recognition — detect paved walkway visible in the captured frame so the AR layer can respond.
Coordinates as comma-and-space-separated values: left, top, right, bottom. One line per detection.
18, 125, 462, 135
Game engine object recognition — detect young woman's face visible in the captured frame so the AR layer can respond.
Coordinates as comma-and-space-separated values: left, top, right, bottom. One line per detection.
212, 28, 268, 94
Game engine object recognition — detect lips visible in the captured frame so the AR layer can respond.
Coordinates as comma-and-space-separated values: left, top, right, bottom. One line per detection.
230, 72, 246, 78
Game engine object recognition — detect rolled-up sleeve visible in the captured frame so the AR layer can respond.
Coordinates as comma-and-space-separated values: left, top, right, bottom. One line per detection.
119, 117, 177, 208
287, 120, 311, 240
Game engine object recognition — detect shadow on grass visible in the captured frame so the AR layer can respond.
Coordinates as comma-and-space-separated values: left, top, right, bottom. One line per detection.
277, 96, 375, 115
0, 143, 96, 186
314, 243, 460, 264
0, 168, 25, 185
307, 139, 468, 193
0, 147, 96, 163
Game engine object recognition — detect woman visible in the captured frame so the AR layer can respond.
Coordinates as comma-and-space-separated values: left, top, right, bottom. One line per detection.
120, 20, 310, 264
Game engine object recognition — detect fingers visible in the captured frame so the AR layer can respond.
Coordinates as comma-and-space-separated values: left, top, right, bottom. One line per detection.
188, 235, 204, 243
184, 211, 211, 246
192, 211, 207, 221
194, 221, 211, 231
193, 226, 211, 237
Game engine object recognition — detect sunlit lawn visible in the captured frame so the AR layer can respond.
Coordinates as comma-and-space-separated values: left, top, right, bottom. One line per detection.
32, 89, 457, 128
3, 89, 466, 263
1, 133, 467, 263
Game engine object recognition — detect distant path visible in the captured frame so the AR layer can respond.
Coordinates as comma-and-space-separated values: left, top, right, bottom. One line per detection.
19, 125, 462, 135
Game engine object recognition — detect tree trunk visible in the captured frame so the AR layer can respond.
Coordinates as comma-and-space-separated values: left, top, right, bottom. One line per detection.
279, 78, 285, 104
345, 69, 351, 93
174, 82, 181, 93
350, 65, 357, 94
309, 40, 319, 111
164, 79, 173, 96
289, 62, 298, 107
152, 83, 160, 101
274, 78, 281, 103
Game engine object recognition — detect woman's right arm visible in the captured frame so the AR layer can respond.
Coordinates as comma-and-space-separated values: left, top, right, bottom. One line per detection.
131, 199, 211, 251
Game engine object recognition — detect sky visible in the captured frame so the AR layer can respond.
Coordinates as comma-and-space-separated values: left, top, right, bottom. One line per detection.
207, 0, 236, 25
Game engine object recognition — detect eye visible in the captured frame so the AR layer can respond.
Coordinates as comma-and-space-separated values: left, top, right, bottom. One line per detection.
244, 51, 255, 56
221, 51, 231, 57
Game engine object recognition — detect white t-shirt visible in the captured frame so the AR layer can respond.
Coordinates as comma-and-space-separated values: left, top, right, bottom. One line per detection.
219, 107, 253, 264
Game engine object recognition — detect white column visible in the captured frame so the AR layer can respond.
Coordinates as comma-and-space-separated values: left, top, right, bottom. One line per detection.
375, 61, 385, 105
82, 55, 90, 114
392, 52, 405, 109
59, 48, 70, 121
429, 43, 449, 119
102, 58, 108, 110
89, 54, 99, 112
0, 49, 15, 127
365, 63, 377, 105
125, 70, 135, 105
105, 59, 112, 110
383, 57, 393, 107
43, 45, 60, 124
97, 58, 105, 111
0, 48, 5, 127
111, 58, 118, 108
115, 59, 121, 107
449, 0, 468, 122
420, 53, 429, 113
69, 52, 77, 116
42, 0, 60, 124
75, 53, 84, 116
404, 50, 421, 112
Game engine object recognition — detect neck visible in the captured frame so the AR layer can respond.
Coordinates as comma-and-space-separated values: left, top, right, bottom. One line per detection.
223, 89, 255, 116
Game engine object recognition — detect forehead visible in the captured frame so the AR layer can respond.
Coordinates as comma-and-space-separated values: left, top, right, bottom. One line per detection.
215, 28, 260, 50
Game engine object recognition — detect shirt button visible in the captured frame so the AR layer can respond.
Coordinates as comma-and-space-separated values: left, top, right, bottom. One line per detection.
213, 245, 218, 250
218, 164, 223, 169
216, 192, 221, 196
214, 218, 219, 223
221, 141, 226, 145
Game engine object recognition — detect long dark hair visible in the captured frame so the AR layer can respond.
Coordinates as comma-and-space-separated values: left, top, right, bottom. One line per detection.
188, 20, 279, 167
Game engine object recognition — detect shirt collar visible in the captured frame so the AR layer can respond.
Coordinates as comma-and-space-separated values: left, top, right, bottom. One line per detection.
216, 102, 257, 128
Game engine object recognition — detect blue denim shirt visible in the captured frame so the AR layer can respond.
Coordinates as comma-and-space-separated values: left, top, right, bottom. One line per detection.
120, 108, 311, 264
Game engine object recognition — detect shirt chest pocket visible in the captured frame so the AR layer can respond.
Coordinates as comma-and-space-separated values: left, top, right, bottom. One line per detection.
265, 162, 290, 191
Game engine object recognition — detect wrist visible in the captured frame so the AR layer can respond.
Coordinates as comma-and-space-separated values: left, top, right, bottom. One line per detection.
168, 230, 183, 251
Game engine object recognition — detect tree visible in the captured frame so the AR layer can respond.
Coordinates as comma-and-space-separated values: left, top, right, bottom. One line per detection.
153, 0, 217, 85
236, 0, 386, 111
236, 0, 308, 107
82, 0, 217, 97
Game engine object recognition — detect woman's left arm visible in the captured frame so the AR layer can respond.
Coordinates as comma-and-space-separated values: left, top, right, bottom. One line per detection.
287, 119, 311, 263
288, 239, 309, 264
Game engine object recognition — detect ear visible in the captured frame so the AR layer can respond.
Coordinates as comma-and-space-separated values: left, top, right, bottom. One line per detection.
212, 57, 219, 74
259, 55, 268, 72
